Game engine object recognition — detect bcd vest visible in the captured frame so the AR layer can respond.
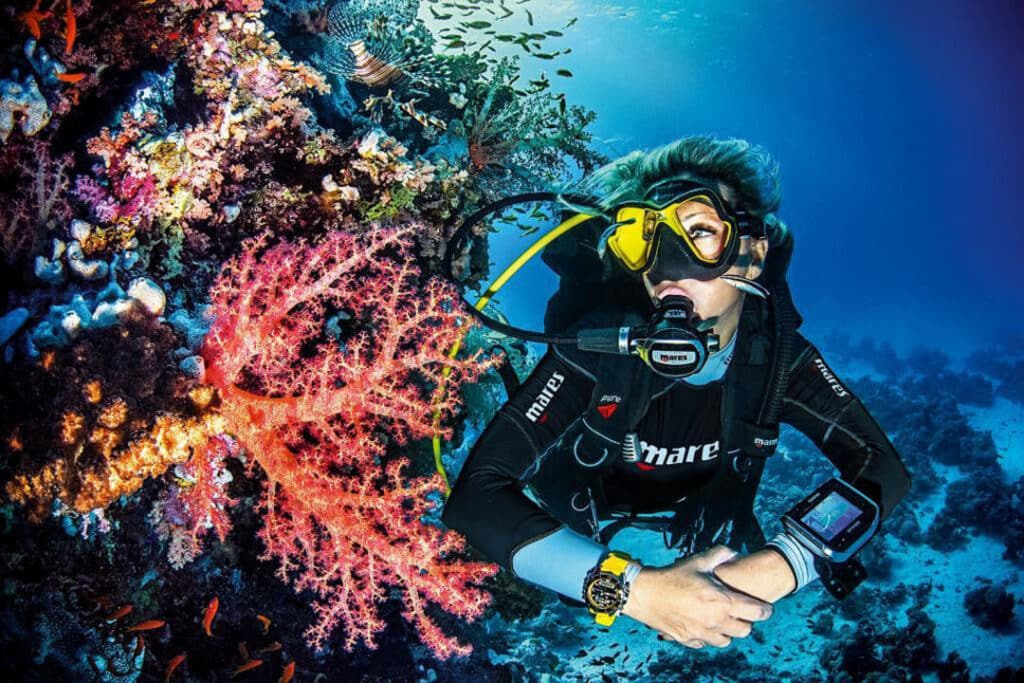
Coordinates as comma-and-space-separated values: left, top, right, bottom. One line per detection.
503, 217, 803, 559
514, 291, 787, 556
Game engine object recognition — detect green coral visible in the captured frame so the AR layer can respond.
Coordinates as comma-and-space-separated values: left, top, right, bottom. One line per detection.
359, 183, 418, 221
454, 56, 608, 193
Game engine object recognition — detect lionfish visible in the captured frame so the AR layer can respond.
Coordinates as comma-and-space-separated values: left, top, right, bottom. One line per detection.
319, 0, 450, 89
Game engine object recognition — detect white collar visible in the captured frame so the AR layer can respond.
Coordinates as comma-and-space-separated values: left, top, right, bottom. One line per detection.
678, 329, 737, 386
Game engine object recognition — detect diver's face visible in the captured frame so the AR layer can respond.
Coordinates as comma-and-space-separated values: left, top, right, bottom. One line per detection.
642, 234, 768, 323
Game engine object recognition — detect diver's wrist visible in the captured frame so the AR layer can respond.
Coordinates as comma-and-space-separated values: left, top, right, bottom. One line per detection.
621, 563, 652, 619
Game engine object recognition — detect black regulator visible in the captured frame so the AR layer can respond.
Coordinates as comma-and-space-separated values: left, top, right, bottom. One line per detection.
575, 295, 720, 378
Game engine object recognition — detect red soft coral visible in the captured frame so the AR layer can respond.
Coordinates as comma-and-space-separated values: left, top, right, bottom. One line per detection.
200, 224, 500, 659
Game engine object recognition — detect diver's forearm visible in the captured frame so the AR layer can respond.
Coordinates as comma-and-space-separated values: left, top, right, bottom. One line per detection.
711, 549, 796, 603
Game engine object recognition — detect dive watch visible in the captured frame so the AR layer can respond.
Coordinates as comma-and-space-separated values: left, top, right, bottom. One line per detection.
583, 550, 642, 626
780, 477, 881, 599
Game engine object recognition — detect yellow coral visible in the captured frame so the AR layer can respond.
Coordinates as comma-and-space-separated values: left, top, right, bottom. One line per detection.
60, 411, 85, 445
71, 412, 228, 513
83, 379, 103, 404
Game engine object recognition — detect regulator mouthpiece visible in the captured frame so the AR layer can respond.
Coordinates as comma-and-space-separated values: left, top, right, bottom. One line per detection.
576, 294, 720, 379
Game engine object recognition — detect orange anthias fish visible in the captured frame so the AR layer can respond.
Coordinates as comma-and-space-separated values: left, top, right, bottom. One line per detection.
56, 70, 86, 83
230, 659, 263, 678
20, 0, 52, 39
279, 661, 295, 683
203, 595, 218, 636
125, 619, 166, 632
164, 653, 186, 683
64, 0, 76, 54
256, 614, 271, 634
257, 642, 281, 655
105, 603, 133, 621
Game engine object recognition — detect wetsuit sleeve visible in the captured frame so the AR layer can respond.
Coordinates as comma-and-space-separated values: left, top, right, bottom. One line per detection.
780, 335, 912, 521
440, 347, 599, 574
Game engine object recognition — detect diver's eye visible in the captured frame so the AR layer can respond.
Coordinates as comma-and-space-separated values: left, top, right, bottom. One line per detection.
688, 225, 717, 239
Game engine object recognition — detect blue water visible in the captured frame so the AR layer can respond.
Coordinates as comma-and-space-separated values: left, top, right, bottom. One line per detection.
441, 0, 1024, 357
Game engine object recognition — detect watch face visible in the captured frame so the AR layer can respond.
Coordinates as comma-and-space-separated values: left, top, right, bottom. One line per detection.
585, 574, 624, 612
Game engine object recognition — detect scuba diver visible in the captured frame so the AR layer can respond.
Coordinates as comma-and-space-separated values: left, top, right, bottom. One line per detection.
440, 135, 912, 650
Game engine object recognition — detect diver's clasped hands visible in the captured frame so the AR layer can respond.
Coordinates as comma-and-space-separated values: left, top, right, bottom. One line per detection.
620, 545, 775, 650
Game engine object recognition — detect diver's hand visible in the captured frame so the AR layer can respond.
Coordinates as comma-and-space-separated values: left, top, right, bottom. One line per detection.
620, 545, 774, 649
711, 548, 798, 603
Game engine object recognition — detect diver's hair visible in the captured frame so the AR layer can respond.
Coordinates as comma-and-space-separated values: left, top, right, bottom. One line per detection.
560, 134, 789, 247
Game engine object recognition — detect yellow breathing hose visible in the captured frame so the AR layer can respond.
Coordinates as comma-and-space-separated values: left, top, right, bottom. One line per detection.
432, 212, 598, 498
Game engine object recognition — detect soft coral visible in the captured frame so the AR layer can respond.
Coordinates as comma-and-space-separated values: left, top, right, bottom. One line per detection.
200, 224, 501, 659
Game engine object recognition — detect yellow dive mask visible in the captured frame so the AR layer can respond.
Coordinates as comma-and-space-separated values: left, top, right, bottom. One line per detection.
599, 178, 767, 282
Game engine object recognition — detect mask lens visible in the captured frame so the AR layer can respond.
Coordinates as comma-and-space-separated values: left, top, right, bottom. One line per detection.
670, 198, 731, 261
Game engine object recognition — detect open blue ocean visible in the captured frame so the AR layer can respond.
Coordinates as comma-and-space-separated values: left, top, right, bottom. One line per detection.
0, 0, 1021, 680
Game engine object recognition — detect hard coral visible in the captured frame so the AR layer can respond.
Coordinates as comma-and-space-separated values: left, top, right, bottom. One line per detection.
1, 315, 211, 523
0, 73, 51, 142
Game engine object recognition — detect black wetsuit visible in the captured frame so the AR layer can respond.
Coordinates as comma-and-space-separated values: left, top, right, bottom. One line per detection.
441, 332, 912, 575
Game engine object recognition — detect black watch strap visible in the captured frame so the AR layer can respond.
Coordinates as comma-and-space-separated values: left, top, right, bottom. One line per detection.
812, 555, 867, 599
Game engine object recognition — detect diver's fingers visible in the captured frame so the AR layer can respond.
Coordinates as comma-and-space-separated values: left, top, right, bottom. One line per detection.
724, 590, 774, 622
701, 631, 732, 649
718, 617, 753, 639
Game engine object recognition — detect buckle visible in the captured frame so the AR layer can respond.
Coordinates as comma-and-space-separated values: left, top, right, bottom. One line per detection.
642, 210, 659, 240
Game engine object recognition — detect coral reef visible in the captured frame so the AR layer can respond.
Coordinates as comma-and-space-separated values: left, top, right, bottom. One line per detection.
963, 581, 1018, 631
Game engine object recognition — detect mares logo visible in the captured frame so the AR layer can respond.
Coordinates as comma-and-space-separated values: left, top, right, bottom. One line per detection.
623, 438, 720, 469
525, 371, 566, 422
596, 394, 621, 419
813, 358, 849, 398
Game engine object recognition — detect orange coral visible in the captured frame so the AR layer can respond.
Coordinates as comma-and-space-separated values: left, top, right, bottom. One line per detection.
4, 412, 227, 519
5, 459, 67, 520
60, 411, 85, 445
70, 412, 227, 514
188, 385, 215, 410
87, 426, 122, 460
7, 430, 24, 452
83, 379, 102, 403
97, 398, 127, 429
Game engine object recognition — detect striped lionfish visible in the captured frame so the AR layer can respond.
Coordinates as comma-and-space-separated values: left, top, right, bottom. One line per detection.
319, 0, 451, 89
